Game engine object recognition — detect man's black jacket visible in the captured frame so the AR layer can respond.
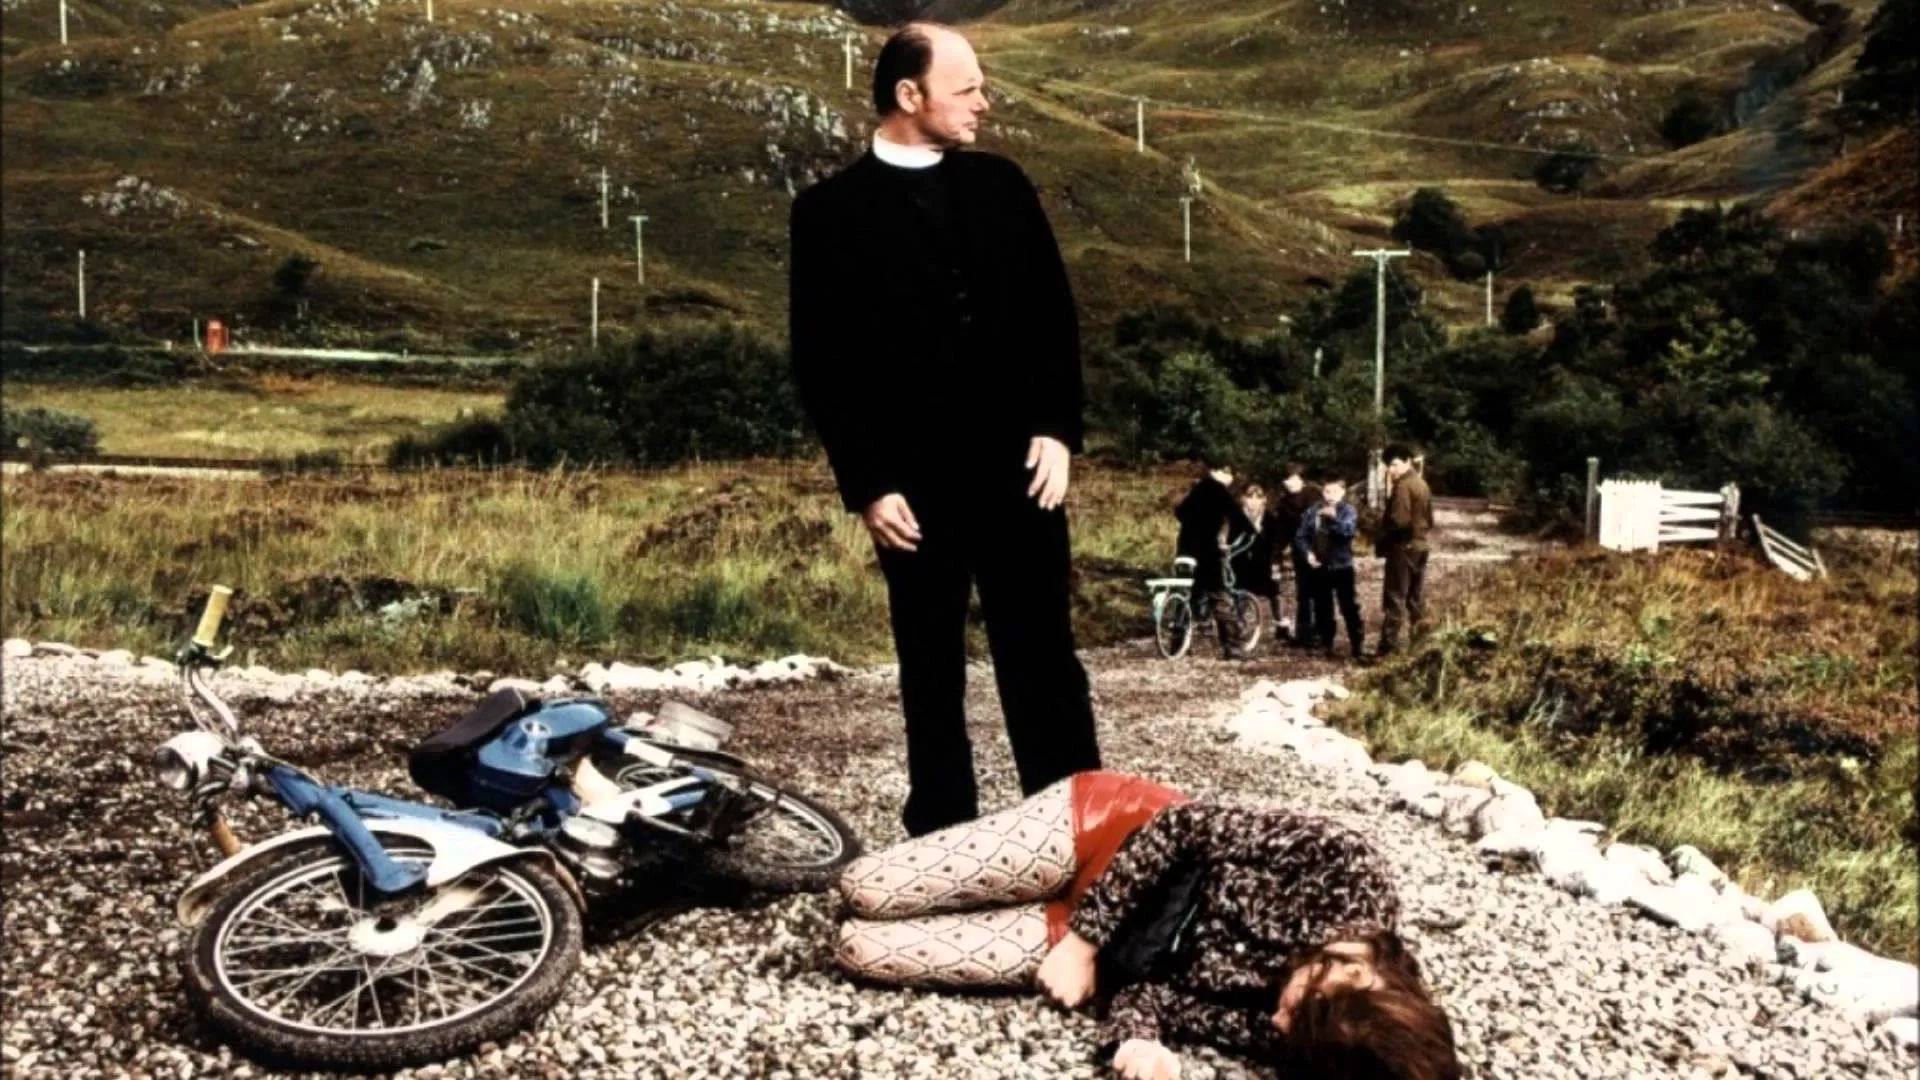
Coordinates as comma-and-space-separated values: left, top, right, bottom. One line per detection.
789, 148, 1083, 514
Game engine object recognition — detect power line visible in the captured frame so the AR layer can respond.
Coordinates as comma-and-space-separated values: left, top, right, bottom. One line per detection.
989, 64, 1644, 162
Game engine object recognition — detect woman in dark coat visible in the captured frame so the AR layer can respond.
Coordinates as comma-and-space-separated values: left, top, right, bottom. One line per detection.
834, 771, 1461, 1080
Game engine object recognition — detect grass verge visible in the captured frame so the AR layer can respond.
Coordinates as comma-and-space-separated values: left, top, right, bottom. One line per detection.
1334, 545, 1918, 961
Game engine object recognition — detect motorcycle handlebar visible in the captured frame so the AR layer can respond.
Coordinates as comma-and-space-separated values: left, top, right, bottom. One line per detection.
192, 586, 233, 649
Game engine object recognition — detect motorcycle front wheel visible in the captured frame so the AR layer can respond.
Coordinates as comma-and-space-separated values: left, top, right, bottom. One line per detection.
610, 752, 861, 894
181, 838, 581, 1071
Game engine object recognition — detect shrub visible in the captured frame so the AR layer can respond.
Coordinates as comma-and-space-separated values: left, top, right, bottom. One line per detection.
388, 415, 515, 469
1501, 285, 1541, 335
501, 323, 807, 467
495, 562, 614, 644
1, 406, 100, 455
1533, 144, 1601, 194
1661, 91, 1725, 148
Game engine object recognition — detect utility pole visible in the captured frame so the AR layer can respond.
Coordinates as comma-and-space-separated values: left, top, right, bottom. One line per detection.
59, 0, 68, 44
630, 214, 648, 285
844, 34, 854, 91
599, 168, 609, 229
1180, 196, 1193, 263
1485, 269, 1494, 327
77, 249, 86, 319
1352, 249, 1411, 418
1135, 98, 1145, 153
590, 277, 600, 349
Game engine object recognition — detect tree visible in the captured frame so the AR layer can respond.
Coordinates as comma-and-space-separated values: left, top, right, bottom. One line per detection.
1660, 91, 1724, 148
1391, 188, 1472, 263
1532, 144, 1601, 194
1844, 0, 1919, 126
1501, 285, 1541, 335
273, 253, 319, 295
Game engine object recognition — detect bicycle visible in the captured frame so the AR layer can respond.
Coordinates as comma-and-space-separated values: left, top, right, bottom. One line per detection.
1146, 533, 1265, 660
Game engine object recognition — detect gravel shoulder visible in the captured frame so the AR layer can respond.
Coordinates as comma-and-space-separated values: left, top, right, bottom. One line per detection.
3, 637, 1911, 1080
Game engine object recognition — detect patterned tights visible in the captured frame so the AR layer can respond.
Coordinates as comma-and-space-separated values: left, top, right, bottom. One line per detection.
835, 779, 1075, 989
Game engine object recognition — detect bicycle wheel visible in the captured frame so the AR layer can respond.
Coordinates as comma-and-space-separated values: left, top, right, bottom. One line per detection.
182, 838, 581, 1071
610, 756, 861, 894
1232, 591, 1264, 653
1155, 592, 1193, 660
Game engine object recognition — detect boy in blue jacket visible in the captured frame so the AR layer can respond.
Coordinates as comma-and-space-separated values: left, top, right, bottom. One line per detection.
1293, 477, 1365, 660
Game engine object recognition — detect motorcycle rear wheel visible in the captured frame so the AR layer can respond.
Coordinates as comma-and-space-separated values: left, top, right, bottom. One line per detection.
181, 837, 581, 1071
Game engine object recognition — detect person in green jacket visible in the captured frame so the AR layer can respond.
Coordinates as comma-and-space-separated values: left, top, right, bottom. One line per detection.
1377, 445, 1434, 657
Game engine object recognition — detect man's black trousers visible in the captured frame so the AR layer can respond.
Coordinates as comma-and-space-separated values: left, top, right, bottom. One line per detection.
875, 485, 1101, 838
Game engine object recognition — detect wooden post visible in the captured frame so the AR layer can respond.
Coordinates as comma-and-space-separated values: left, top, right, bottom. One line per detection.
1180, 196, 1192, 262
1718, 482, 1741, 545
425, 0, 433, 21
590, 277, 600, 349
844, 34, 854, 91
599, 168, 609, 229
1585, 457, 1599, 542
1135, 98, 1144, 153
77, 249, 86, 320
59, 0, 69, 45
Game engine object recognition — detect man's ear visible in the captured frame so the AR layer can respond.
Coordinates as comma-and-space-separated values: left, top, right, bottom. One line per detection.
895, 79, 921, 114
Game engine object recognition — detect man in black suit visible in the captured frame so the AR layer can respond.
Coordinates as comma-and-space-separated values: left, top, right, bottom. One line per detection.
788, 22, 1101, 837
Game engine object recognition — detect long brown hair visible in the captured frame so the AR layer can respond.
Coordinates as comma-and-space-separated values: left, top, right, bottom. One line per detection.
1276, 932, 1461, 1080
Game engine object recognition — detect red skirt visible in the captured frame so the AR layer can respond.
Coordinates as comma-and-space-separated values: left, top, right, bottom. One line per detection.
1044, 770, 1189, 945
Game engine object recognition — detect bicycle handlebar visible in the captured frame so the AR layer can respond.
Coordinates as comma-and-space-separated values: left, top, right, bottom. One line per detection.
192, 586, 233, 649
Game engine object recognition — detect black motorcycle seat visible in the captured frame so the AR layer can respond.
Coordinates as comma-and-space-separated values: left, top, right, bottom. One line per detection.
408, 687, 535, 803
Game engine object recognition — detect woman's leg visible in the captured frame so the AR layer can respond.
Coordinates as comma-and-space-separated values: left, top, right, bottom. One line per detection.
837, 903, 1052, 989
838, 777, 1075, 920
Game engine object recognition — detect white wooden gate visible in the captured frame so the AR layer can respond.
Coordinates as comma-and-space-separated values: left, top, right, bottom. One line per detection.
1598, 480, 1740, 553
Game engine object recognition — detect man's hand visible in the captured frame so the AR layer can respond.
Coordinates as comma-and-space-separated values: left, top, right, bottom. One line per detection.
1026, 436, 1071, 511
1035, 929, 1098, 1009
862, 493, 922, 552
1112, 1039, 1182, 1080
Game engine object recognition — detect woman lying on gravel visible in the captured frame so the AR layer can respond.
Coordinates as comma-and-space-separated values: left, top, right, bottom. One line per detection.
834, 770, 1460, 1080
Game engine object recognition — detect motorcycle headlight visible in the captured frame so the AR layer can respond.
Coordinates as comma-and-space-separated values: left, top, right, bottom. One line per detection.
154, 731, 226, 792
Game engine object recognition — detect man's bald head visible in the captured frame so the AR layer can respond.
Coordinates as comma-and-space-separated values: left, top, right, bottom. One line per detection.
871, 21, 989, 147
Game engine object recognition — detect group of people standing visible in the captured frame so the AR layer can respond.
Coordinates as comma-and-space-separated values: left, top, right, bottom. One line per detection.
1174, 447, 1434, 662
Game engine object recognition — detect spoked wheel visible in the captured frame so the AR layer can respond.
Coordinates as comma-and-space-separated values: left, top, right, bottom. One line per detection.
1232, 591, 1265, 653
1155, 592, 1194, 660
611, 753, 861, 894
182, 839, 581, 1071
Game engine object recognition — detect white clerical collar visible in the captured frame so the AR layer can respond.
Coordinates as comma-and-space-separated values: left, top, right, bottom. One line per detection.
872, 132, 945, 169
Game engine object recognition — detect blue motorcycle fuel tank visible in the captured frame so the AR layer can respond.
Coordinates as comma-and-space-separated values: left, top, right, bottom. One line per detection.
470, 700, 614, 809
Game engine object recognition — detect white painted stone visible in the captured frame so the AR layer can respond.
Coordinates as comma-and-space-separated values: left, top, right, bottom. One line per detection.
672, 660, 710, 679
1626, 880, 1724, 934
579, 662, 611, 693
1471, 789, 1545, 841
1273, 680, 1318, 710
1227, 711, 1302, 750
338, 670, 373, 686
1544, 818, 1607, 841
95, 648, 134, 666
1792, 955, 1920, 1025
1668, 845, 1730, 888
32, 642, 79, 658
540, 675, 573, 695
2, 638, 30, 659
1604, 843, 1675, 886
487, 677, 543, 695
1475, 827, 1548, 859
303, 668, 335, 684
1451, 760, 1497, 789
139, 655, 173, 671
1325, 683, 1351, 701
1241, 679, 1280, 703
1882, 1017, 1919, 1052
1437, 784, 1494, 838
1408, 791, 1447, 820
1764, 889, 1837, 944
1710, 919, 1778, 970
1296, 728, 1371, 772
1538, 841, 1637, 905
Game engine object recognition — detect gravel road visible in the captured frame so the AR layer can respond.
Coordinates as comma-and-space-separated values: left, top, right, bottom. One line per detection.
3, 639, 1912, 1080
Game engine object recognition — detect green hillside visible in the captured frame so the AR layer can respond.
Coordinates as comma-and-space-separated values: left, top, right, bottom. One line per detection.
0, 0, 1881, 351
